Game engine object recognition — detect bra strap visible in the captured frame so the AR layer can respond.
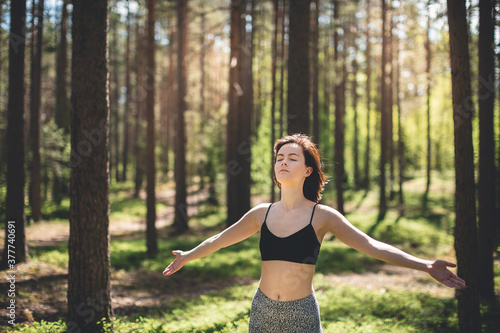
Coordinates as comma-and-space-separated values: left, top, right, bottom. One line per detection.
309, 203, 319, 224
264, 203, 273, 223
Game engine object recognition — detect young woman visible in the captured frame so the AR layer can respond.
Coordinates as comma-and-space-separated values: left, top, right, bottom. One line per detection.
163, 134, 465, 332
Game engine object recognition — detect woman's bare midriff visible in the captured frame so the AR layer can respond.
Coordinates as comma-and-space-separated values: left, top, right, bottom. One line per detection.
258, 261, 316, 301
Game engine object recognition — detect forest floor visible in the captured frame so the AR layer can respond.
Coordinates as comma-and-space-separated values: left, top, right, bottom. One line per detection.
0, 181, 491, 328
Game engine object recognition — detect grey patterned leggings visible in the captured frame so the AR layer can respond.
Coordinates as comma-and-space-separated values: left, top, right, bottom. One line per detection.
248, 288, 323, 333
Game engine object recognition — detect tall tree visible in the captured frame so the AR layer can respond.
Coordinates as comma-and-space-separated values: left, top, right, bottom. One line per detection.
29, 0, 44, 222
378, 0, 389, 220
352, 57, 360, 190
446, 0, 481, 331
387, 2, 394, 200
53, 0, 70, 205
287, 0, 310, 135
279, 0, 287, 137
134, 21, 145, 199
1, 0, 28, 270
174, 0, 189, 232
270, 0, 279, 203
477, 0, 496, 303
311, 0, 320, 142
423, 0, 432, 207
364, 0, 372, 190
67, 0, 112, 331
395, 16, 404, 214
226, 0, 252, 226
333, 0, 345, 214
122, 3, 132, 182
146, 0, 158, 255
110, 13, 121, 183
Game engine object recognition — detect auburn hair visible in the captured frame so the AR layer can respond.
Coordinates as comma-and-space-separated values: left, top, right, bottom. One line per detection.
273, 134, 326, 203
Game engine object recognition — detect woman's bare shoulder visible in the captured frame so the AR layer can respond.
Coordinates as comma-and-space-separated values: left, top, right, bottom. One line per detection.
245, 203, 273, 225
314, 204, 345, 224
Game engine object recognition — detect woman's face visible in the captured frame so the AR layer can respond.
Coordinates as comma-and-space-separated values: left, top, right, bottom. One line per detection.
275, 143, 312, 186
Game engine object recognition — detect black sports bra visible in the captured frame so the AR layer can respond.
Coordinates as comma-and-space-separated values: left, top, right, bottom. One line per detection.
259, 203, 321, 265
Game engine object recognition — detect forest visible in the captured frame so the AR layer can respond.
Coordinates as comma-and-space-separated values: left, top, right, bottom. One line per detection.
0, 0, 499, 332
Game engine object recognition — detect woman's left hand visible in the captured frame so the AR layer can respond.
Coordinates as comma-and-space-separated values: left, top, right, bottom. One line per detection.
426, 260, 466, 289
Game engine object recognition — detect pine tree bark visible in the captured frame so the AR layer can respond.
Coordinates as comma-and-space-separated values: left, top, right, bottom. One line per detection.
395, 25, 404, 214
270, 0, 279, 203
122, 4, 132, 182
287, 0, 310, 135
423, 0, 432, 207
146, 0, 158, 256
352, 58, 360, 190
378, 0, 389, 220
446, 0, 482, 331
67, 0, 112, 330
134, 22, 145, 199
333, 0, 345, 214
174, 0, 189, 232
29, 0, 44, 222
226, 0, 252, 226
1, 0, 28, 270
477, 0, 496, 303
364, 0, 372, 190
311, 0, 320, 143
110, 17, 120, 183
279, 0, 287, 138
53, 0, 69, 205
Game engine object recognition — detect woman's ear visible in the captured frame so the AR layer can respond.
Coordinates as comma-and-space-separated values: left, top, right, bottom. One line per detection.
306, 167, 313, 177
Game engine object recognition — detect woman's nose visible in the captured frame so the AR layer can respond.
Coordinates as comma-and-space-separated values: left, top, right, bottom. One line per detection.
281, 160, 288, 166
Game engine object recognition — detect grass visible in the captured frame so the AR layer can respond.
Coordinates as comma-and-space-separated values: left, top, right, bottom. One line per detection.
7, 280, 467, 333
3, 172, 500, 332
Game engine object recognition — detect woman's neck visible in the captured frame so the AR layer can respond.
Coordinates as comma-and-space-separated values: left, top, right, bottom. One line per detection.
279, 185, 308, 211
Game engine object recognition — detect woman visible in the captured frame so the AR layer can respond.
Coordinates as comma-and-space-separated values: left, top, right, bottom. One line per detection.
163, 134, 465, 333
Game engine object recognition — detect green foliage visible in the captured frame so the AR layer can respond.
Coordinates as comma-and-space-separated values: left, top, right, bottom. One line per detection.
7, 280, 466, 333
6, 320, 67, 333
30, 241, 68, 268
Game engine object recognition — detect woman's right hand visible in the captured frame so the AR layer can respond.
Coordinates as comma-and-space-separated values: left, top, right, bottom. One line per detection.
162, 250, 187, 276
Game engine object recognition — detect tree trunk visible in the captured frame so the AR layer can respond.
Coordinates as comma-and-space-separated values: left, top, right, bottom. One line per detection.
165, 14, 177, 181
395, 23, 404, 214
423, 0, 432, 208
378, 0, 389, 220
477, 0, 496, 303
279, 0, 287, 138
446, 0, 482, 331
364, 0, 372, 190
311, 0, 320, 143
287, 0, 310, 135
53, 0, 69, 205
322, 9, 331, 174
270, 0, 279, 203
146, 0, 158, 256
352, 58, 360, 191
226, 0, 252, 226
134, 22, 145, 199
1, 0, 28, 270
29, 0, 44, 222
67, 1, 112, 331
333, 0, 345, 214
174, 0, 189, 232
122, 4, 132, 182
387, 2, 394, 201
110, 16, 121, 183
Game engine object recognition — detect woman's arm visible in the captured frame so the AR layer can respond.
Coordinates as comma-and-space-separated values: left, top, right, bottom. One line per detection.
322, 206, 466, 289
162, 204, 266, 276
